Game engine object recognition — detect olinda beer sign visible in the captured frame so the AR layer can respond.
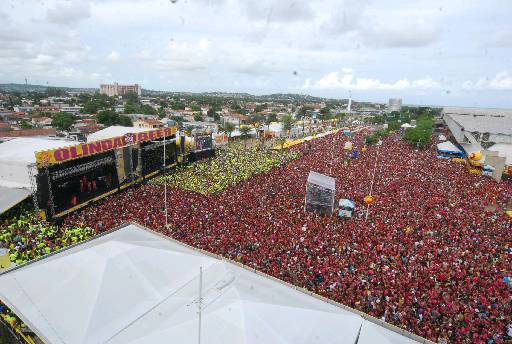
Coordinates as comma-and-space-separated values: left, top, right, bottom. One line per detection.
35, 127, 176, 166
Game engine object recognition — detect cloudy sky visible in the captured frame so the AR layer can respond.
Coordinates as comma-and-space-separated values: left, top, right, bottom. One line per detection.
1, 0, 512, 107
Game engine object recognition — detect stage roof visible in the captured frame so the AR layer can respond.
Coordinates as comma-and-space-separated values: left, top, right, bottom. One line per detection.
0, 223, 427, 344
86, 126, 152, 142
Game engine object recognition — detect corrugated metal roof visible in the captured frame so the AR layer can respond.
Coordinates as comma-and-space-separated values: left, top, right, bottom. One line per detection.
445, 113, 512, 135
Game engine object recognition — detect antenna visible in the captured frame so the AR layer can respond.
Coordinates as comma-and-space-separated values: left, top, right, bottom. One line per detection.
198, 266, 203, 344
347, 90, 352, 114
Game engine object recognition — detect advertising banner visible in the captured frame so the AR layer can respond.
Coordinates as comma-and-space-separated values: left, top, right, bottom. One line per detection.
35, 127, 176, 167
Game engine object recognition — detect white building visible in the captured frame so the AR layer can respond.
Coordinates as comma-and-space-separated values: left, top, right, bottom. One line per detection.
388, 98, 402, 113
100, 82, 141, 97
442, 107, 512, 177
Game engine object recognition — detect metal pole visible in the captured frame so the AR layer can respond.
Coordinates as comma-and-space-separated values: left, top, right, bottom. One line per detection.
198, 266, 203, 344
365, 143, 380, 221
164, 133, 168, 229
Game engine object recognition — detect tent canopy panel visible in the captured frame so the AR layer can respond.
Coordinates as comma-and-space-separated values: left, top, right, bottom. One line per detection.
0, 187, 30, 215
0, 223, 425, 344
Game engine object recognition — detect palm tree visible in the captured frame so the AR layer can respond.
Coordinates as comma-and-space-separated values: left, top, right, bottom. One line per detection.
282, 114, 294, 138
224, 122, 235, 142
240, 125, 252, 149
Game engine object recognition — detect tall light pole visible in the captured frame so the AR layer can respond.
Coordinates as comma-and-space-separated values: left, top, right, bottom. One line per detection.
163, 133, 168, 229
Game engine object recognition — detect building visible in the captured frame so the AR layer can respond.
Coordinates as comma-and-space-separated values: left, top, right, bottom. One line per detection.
0, 128, 57, 139
442, 106, 512, 179
388, 98, 402, 113
100, 82, 141, 97
134, 119, 164, 129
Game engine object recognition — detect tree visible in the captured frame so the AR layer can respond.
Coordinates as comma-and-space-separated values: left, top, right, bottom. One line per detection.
122, 92, 139, 103
171, 101, 185, 110
118, 115, 133, 127
402, 116, 433, 148
194, 112, 204, 122
320, 106, 331, 115
97, 110, 120, 126
140, 104, 157, 116
124, 102, 140, 114
19, 119, 33, 130
170, 115, 184, 127
335, 113, 346, 127
240, 126, 252, 149
223, 122, 235, 141
282, 114, 294, 137
207, 108, 220, 122
265, 113, 277, 131
52, 113, 75, 131
158, 107, 166, 119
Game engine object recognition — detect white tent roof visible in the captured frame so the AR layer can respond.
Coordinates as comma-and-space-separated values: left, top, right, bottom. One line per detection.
307, 171, 336, 191
0, 186, 31, 215
0, 138, 75, 189
0, 223, 425, 344
436, 141, 462, 154
87, 126, 152, 142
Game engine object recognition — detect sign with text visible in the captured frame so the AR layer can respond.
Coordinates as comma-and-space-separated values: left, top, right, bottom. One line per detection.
35, 127, 176, 167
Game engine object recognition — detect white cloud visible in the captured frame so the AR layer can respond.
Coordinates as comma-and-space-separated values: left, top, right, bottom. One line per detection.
306, 70, 440, 91
198, 38, 211, 51
156, 39, 214, 72
360, 9, 442, 48
242, 0, 314, 23
462, 72, 512, 90
492, 29, 512, 47
46, 1, 91, 26
322, 0, 370, 34
106, 51, 121, 62
136, 49, 153, 60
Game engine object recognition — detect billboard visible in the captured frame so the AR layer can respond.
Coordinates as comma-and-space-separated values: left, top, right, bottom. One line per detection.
195, 134, 213, 151
35, 127, 176, 167
35, 127, 177, 218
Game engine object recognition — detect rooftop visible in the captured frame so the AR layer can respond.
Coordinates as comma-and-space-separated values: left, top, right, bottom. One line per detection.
444, 113, 512, 136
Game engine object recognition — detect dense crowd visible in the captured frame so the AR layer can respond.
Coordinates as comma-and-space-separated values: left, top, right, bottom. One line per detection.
0, 210, 95, 341
64, 130, 512, 343
152, 143, 299, 194
0, 211, 94, 266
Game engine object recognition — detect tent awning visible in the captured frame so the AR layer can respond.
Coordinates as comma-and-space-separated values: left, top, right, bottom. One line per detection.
339, 199, 355, 208
0, 223, 426, 344
436, 141, 462, 154
0, 187, 30, 215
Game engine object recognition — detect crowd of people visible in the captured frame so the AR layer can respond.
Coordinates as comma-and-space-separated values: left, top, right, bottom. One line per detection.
0, 210, 94, 266
0, 210, 95, 341
152, 143, 299, 194
63, 129, 512, 343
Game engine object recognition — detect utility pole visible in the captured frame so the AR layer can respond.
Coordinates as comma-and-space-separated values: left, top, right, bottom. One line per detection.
198, 266, 203, 344
163, 133, 168, 229
365, 143, 380, 221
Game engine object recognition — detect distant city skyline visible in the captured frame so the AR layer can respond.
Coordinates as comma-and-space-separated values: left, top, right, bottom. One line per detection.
1, 0, 512, 108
